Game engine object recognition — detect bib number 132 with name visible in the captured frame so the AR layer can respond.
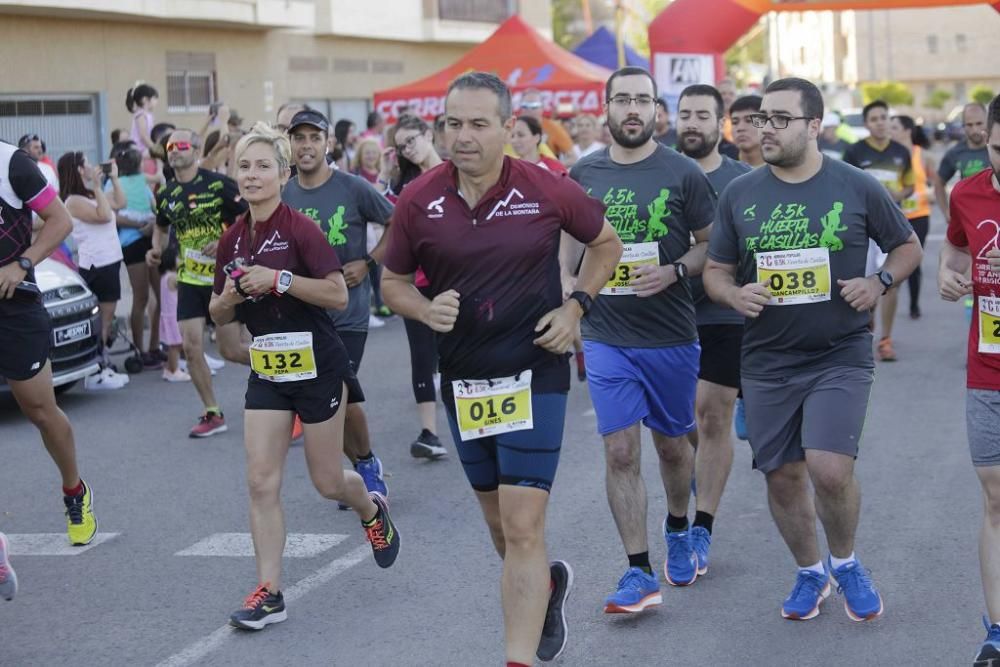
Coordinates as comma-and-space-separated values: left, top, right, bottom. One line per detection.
250, 332, 317, 382
979, 296, 1000, 354
452, 371, 533, 441
756, 247, 832, 305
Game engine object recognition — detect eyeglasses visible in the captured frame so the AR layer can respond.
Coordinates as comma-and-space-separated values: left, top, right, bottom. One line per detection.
749, 114, 814, 129
395, 135, 420, 153
520, 102, 543, 110
166, 141, 193, 152
608, 95, 655, 109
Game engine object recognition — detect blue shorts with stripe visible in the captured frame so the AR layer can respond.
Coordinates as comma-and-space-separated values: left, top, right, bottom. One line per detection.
583, 340, 700, 437
444, 392, 567, 493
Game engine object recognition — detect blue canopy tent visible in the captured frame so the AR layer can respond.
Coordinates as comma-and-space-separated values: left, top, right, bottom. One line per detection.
572, 26, 650, 71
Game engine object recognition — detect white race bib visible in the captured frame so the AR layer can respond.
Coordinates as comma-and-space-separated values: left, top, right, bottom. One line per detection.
979, 296, 1000, 355
756, 248, 832, 306
601, 242, 659, 296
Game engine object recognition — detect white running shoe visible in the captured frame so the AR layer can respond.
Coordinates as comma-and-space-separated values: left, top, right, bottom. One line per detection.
162, 368, 192, 383
0, 532, 18, 601
178, 358, 216, 376
204, 353, 225, 371
85, 367, 129, 390
368, 314, 386, 329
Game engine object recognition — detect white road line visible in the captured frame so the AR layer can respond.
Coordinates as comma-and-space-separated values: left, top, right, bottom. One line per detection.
7, 532, 119, 556
175, 533, 348, 558
582, 408, 596, 417
155, 543, 371, 667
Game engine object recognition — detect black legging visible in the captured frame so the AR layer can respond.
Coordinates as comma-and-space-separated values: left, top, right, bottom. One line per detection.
404, 286, 437, 404
907, 216, 930, 313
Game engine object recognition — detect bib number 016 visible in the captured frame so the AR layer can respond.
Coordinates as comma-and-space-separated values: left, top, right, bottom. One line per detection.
452, 371, 533, 441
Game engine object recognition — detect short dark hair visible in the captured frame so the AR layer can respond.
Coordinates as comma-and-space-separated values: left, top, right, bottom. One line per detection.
729, 95, 762, 115
605, 66, 657, 102
862, 100, 889, 121
678, 84, 724, 120
516, 115, 543, 138
988, 95, 1000, 135
655, 98, 668, 112
111, 141, 143, 176
366, 111, 382, 129
763, 77, 823, 120
17, 133, 39, 149
446, 71, 513, 120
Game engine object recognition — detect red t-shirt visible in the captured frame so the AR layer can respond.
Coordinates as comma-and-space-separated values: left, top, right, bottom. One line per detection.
384, 156, 605, 392
537, 156, 568, 175
946, 169, 1000, 391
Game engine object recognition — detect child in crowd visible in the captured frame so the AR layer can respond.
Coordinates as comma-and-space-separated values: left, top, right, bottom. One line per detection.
158, 246, 190, 382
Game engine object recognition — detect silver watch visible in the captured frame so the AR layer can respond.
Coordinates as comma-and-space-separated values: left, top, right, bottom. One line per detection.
276, 270, 293, 295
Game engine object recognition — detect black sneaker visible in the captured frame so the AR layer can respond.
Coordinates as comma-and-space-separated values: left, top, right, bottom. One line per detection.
537, 560, 574, 662
363, 492, 399, 568
410, 429, 448, 459
141, 351, 163, 370
229, 584, 287, 630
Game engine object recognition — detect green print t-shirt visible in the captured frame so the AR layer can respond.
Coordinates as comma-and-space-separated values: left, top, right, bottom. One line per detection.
708, 156, 913, 377
938, 141, 990, 183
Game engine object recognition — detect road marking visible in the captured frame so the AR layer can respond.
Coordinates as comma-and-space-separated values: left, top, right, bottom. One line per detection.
175, 532, 348, 558
6, 532, 119, 556
155, 543, 371, 667
582, 408, 596, 417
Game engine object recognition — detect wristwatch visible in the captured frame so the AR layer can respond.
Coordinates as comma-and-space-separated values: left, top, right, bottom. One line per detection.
275, 270, 293, 295
875, 270, 893, 294
365, 255, 378, 271
672, 262, 688, 280
568, 290, 593, 316
16, 256, 33, 272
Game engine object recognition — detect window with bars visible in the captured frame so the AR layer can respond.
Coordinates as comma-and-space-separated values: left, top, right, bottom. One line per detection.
166, 52, 217, 112
438, 0, 517, 23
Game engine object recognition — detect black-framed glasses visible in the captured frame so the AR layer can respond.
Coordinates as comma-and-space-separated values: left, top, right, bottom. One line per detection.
396, 134, 420, 153
608, 94, 655, 109
749, 113, 814, 129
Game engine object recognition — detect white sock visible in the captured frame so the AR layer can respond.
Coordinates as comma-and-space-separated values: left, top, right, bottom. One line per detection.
799, 561, 825, 575
829, 552, 857, 569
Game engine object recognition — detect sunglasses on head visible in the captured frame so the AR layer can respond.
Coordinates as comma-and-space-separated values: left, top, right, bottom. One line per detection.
166, 141, 193, 152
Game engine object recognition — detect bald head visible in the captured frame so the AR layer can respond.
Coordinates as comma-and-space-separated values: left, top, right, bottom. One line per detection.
962, 103, 988, 147
276, 103, 307, 132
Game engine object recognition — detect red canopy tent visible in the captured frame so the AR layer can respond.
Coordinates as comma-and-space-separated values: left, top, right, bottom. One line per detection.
373, 15, 613, 123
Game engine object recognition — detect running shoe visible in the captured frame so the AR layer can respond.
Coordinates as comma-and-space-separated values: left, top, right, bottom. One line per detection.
162, 368, 191, 382
537, 560, 573, 661
690, 526, 711, 576
828, 557, 884, 621
368, 314, 386, 329
204, 353, 226, 371
410, 429, 448, 459
734, 398, 748, 441
781, 569, 831, 620
662, 521, 698, 586
141, 351, 163, 369
85, 367, 129, 391
364, 492, 399, 568
291, 415, 303, 442
229, 584, 287, 630
975, 616, 1000, 667
909, 305, 921, 320
375, 305, 393, 318
179, 358, 216, 376
604, 567, 662, 614
189, 412, 227, 438
877, 336, 897, 362
64, 479, 98, 546
356, 455, 388, 497
0, 532, 18, 601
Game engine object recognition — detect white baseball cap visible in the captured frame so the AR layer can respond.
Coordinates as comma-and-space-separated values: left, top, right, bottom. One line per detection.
821, 112, 840, 128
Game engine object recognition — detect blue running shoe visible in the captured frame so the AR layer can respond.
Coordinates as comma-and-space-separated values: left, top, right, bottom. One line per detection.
975, 616, 1000, 667
734, 398, 748, 441
355, 455, 388, 498
828, 557, 883, 621
604, 567, 662, 614
662, 521, 698, 586
782, 569, 831, 620
690, 526, 711, 576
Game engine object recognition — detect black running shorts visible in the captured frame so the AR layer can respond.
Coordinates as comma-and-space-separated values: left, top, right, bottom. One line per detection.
0, 300, 52, 381
79, 261, 122, 303
176, 282, 213, 322
697, 324, 743, 389
245, 372, 365, 424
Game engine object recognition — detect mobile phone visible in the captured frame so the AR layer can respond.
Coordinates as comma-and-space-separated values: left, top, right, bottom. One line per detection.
13, 281, 41, 303
101, 162, 113, 176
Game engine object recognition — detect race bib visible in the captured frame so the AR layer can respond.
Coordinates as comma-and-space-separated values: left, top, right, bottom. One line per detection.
867, 168, 901, 193
979, 296, 1000, 354
183, 248, 216, 285
250, 332, 317, 382
452, 371, 533, 441
601, 242, 659, 295
756, 248, 832, 305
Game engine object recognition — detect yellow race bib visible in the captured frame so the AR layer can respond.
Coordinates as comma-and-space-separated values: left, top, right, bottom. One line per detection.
756, 248, 832, 305
250, 332, 318, 382
979, 296, 1000, 354
452, 371, 533, 441
602, 242, 659, 295
183, 248, 216, 285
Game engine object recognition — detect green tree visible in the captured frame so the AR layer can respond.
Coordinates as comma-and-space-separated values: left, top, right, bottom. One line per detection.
970, 84, 996, 106
861, 81, 914, 107
926, 89, 952, 110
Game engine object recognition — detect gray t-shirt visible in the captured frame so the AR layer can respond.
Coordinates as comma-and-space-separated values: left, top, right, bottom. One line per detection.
818, 136, 850, 161
282, 171, 393, 332
938, 141, 990, 183
708, 156, 913, 377
691, 155, 752, 327
570, 144, 716, 347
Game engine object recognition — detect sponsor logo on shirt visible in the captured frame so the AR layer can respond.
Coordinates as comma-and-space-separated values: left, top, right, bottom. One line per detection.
257, 229, 289, 254
427, 196, 445, 219
486, 188, 540, 221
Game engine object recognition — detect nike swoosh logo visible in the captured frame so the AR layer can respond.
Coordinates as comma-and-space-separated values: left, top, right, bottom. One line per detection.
262, 605, 280, 613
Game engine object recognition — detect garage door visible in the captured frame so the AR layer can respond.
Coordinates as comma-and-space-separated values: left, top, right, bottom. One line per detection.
0, 94, 103, 166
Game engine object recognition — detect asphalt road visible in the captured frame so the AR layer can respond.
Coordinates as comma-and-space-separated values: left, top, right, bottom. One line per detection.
0, 229, 987, 666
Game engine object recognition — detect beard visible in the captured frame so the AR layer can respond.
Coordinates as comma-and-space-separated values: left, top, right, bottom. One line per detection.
609, 117, 654, 149
680, 129, 719, 160
762, 133, 810, 169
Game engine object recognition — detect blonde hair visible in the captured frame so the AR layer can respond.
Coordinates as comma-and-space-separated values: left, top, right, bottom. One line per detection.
351, 138, 382, 173
235, 121, 291, 174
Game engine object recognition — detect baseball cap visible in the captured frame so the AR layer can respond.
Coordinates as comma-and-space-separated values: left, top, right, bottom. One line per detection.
287, 109, 329, 134
821, 112, 840, 129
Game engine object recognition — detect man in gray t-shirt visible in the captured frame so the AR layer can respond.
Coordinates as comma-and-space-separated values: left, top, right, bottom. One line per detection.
935, 103, 990, 222
704, 77, 921, 624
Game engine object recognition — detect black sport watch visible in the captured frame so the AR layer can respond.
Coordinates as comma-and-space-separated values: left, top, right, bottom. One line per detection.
875, 270, 894, 294
672, 262, 688, 280
16, 256, 33, 272
568, 290, 593, 316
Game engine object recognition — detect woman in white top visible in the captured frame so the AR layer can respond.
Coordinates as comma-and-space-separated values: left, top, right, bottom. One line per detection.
573, 113, 606, 159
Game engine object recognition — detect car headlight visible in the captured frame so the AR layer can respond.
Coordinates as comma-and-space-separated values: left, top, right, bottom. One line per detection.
91, 306, 99, 315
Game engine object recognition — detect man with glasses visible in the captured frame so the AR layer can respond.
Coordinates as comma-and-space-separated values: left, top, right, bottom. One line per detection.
519, 88, 573, 160
146, 129, 250, 437
704, 77, 922, 622
570, 66, 717, 613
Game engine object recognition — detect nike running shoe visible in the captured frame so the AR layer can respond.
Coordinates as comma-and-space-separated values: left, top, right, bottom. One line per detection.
690, 526, 711, 576
0, 532, 18, 601
375, 305, 393, 318
975, 616, 1000, 667
604, 567, 662, 614
537, 560, 573, 661
662, 522, 698, 586
877, 336, 897, 362
204, 353, 226, 371
782, 569, 831, 620
356, 455, 388, 497
734, 398, 748, 441
364, 493, 399, 568
828, 557, 884, 621
189, 412, 227, 438
64, 479, 98, 546
410, 429, 448, 459
229, 584, 287, 630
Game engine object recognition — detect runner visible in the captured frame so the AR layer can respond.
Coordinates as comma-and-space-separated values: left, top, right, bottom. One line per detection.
730, 95, 765, 168
935, 102, 991, 222
818, 112, 851, 161
891, 115, 936, 319
282, 109, 393, 498
654, 98, 677, 148
937, 93, 1000, 666
844, 100, 915, 362
0, 140, 98, 546
704, 77, 922, 622
382, 72, 621, 665
570, 68, 717, 612
146, 128, 250, 437
208, 122, 398, 631
677, 83, 753, 579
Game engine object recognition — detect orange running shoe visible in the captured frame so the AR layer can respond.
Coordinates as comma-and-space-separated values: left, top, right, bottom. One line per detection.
291, 415, 303, 441
877, 337, 896, 362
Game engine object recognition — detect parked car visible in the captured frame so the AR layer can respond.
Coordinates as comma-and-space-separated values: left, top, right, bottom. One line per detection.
0, 258, 101, 394
840, 108, 870, 141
